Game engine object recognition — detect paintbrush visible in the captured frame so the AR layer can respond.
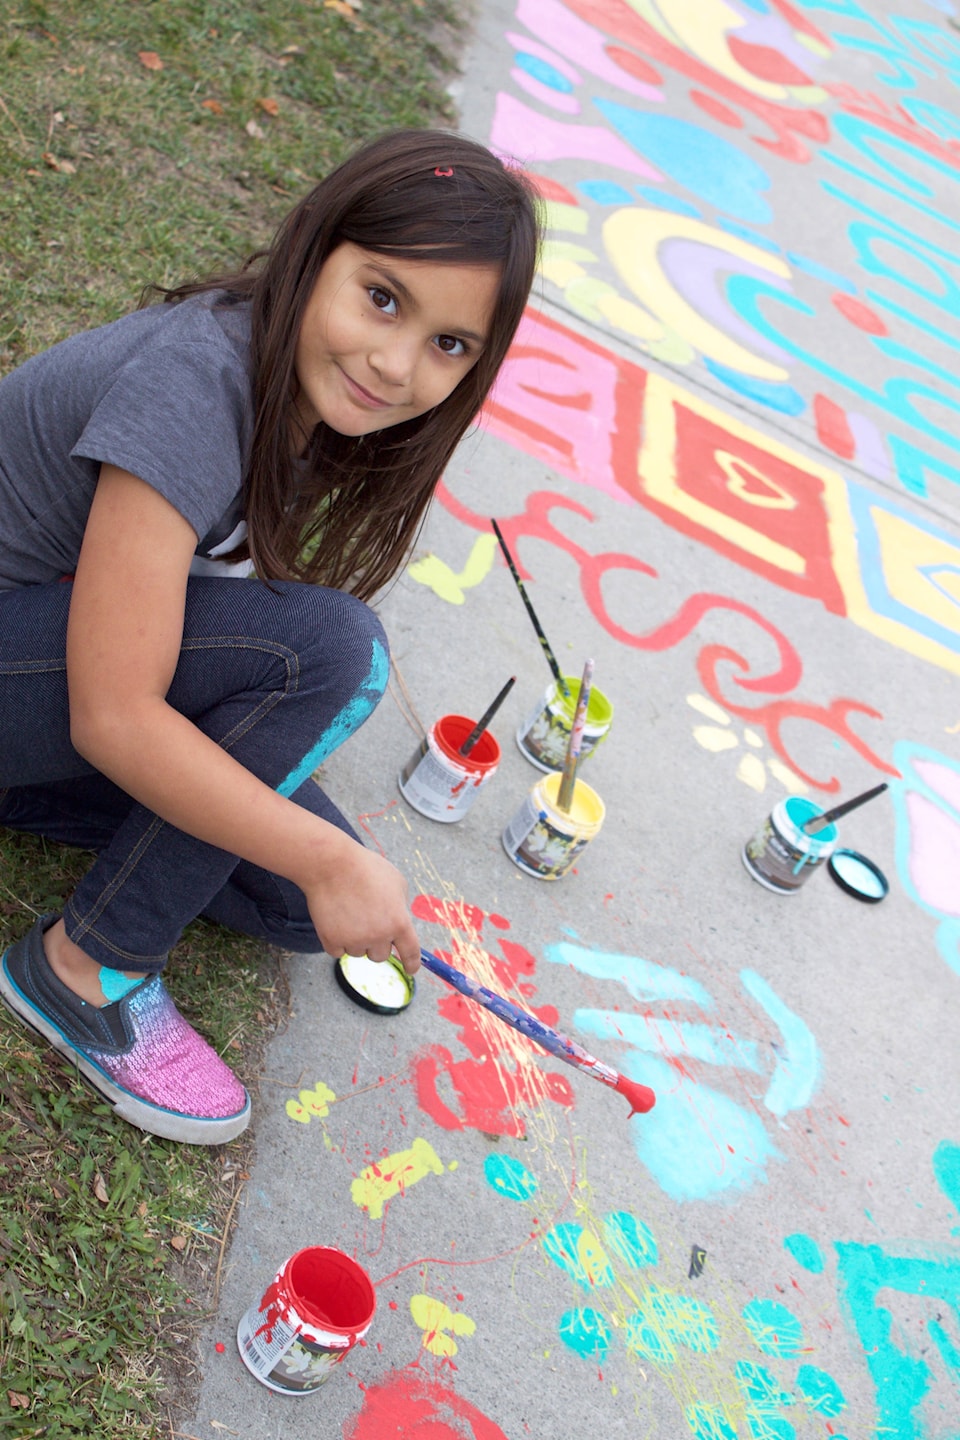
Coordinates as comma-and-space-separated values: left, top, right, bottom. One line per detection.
459, 676, 516, 756
802, 782, 889, 835
555, 659, 594, 813
491, 519, 570, 698
418, 948, 656, 1118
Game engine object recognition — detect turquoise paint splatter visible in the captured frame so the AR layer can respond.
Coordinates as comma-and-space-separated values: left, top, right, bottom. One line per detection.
541, 1223, 614, 1289
578, 180, 635, 206
745, 1412, 795, 1440
933, 1140, 960, 1213
514, 51, 574, 93
483, 1154, 538, 1203
742, 1299, 804, 1357
602, 1211, 658, 1268
277, 637, 388, 796
558, 1307, 612, 1360
783, 1232, 825, 1274
740, 969, 819, 1116
543, 942, 712, 1007
787, 251, 858, 292
571, 1009, 761, 1072
735, 1359, 793, 1411
626, 1284, 720, 1365
795, 1364, 846, 1417
685, 1404, 738, 1440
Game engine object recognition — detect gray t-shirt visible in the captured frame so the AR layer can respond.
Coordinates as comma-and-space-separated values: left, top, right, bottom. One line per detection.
0, 293, 255, 589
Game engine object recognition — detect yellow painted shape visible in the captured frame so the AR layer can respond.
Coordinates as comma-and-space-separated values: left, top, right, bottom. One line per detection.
716, 450, 797, 511
636, 373, 851, 582
565, 276, 619, 325
407, 533, 497, 605
351, 1137, 445, 1220
596, 289, 666, 342
654, 0, 800, 100
577, 1231, 613, 1287
687, 693, 731, 725
410, 1294, 476, 1356
542, 199, 589, 234
743, 728, 764, 748
694, 725, 739, 753
542, 239, 599, 265
830, 500, 960, 678
647, 330, 697, 366
604, 209, 791, 380
285, 1079, 336, 1124
541, 256, 588, 288
767, 758, 809, 794
736, 752, 768, 792
798, 32, 832, 58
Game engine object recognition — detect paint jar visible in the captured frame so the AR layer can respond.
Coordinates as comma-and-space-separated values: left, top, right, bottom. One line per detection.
741, 796, 839, 895
237, 1246, 376, 1395
516, 676, 613, 773
398, 714, 500, 823
502, 771, 605, 880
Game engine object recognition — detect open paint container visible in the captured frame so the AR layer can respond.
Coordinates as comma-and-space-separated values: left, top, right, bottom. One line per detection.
335, 953, 416, 1014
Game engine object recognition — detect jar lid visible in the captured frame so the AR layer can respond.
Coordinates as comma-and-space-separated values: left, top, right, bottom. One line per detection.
335, 953, 416, 1014
827, 849, 889, 903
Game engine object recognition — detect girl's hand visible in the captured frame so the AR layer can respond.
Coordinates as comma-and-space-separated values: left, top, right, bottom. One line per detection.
302, 836, 421, 975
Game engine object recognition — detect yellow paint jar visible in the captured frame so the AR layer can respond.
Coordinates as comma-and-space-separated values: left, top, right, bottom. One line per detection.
501, 772, 605, 880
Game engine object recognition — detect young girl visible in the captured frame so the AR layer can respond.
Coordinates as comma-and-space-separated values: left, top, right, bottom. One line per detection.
0, 129, 539, 1146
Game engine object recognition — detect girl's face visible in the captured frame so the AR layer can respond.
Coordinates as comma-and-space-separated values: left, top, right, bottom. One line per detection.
292, 242, 501, 443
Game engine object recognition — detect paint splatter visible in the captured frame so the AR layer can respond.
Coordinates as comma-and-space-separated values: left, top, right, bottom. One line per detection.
343, 1367, 509, 1439
559, 1307, 613, 1360
410, 1294, 476, 1356
285, 1079, 336, 1125
742, 1298, 804, 1357
795, 1363, 846, 1416
350, 1138, 447, 1220
783, 1232, 825, 1274
483, 1153, 539, 1202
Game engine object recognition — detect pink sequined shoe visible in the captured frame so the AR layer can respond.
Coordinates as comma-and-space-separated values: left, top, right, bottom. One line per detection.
0, 914, 250, 1145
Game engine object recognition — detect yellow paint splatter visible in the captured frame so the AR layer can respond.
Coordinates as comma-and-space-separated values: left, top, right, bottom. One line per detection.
693, 725, 739, 753
407, 533, 497, 605
350, 1137, 445, 1220
687, 694, 731, 725
285, 1080, 336, 1124
410, 1294, 476, 1356
736, 752, 767, 792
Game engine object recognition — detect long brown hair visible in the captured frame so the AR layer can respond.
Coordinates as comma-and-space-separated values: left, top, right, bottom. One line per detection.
155, 130, 540, 600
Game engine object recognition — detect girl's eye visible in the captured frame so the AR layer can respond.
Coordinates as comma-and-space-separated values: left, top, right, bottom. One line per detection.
368, 286, 397, 315
435, 334, 467, 358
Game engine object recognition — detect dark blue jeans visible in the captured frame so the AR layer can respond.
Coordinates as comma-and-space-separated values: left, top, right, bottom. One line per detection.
0, 577, 388, 972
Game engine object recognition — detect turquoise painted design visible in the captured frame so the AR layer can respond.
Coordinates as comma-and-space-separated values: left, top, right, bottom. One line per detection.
98, 967, 141, 1002
558, 1307, 612, 1360
595, 103, 774, 224
571, 1008, 762, 1073
543, 941, 712, 1007
541, 1223, 615, 1289
277, 637, 388, 797
719, 220, 781, 254
602, 1211, 658, 1268
742, 1299, 804, 1358
786, 251, 857, 293
514, 51, 574, 93
795, 1364, 846, 1417
735, 1359, 793, 1411
783, 1232, 825, 1274
835, 1239, 960, 1440
933, 1140, 960, 1216
577, 179, 635, 206
704, 357, 807, 416
745, 1413, 795, 1440
636, 185, 704, 219
685, 1403, 738, 1440
740, 970, 819, 1117
483, 1153, 538, 1203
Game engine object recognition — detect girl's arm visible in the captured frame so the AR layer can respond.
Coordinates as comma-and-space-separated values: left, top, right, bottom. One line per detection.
66, 464, 420, 972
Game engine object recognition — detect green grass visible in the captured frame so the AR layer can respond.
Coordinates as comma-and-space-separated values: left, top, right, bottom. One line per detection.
0, 0, 462, 1433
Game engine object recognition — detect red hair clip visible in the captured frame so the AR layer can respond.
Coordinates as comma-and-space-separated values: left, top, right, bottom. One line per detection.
434, 166, 454, 177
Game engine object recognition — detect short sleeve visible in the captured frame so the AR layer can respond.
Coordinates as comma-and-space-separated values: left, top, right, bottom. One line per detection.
70, 339, 252, 541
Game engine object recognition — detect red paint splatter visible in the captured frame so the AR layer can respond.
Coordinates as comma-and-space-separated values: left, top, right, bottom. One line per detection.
813, 393, 856, 461
344, 1368, 510, 1440
388, 1301, 398, 1310
838, 1114, 851, 1126
832, 293, 888, 336
525, 172, 578, 206
488, 913, 510, 930
214, 1342, 225, 1353
690, 90, 744, 127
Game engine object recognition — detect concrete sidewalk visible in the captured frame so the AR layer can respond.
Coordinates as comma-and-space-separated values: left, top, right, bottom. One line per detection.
189, 3, 960, 1437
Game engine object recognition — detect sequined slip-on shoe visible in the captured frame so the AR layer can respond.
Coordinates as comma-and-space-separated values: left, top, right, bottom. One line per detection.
0, 914, 251, 1145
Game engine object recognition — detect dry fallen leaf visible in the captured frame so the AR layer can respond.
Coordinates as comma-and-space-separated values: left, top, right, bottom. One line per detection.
137, 50, 163, 71
7, 1392, 30, 1409
244, 119, 265, 140
201, 98, 224, 115
255, 96, 279, 116
41, 151, 76, 174
170, 1234, 187, 1252
93, 1173, 109, 1204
